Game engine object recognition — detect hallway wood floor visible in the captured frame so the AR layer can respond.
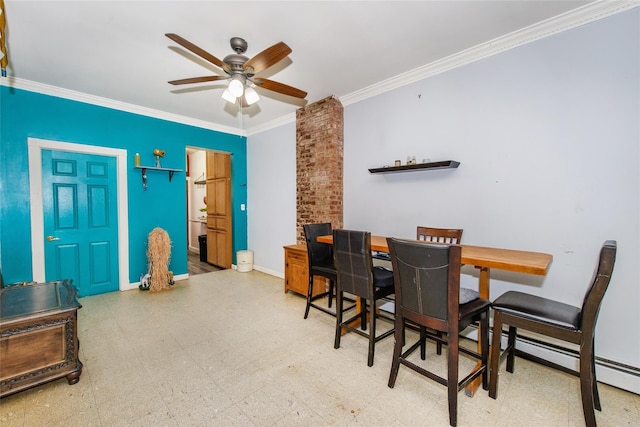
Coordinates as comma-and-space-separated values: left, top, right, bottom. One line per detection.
187, 251, 222, 276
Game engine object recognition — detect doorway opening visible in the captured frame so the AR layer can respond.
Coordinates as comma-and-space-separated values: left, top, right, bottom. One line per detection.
186, 147, 231, 275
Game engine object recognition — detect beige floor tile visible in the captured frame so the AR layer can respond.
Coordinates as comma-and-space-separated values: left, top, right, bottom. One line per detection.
0, 391, 26, 427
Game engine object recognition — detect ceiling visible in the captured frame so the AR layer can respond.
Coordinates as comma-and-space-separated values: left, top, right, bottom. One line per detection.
2, 1, 607, 135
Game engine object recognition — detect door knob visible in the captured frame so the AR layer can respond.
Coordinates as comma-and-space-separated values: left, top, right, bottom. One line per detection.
46, 235, 61, 242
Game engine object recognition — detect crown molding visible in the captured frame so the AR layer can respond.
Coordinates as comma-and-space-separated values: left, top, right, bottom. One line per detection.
0, 77, 247, 137
245, 112, 296, 136
340, 0, 639, 107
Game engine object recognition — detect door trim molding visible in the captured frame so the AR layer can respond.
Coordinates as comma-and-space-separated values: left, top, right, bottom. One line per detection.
28, 137, 130, 291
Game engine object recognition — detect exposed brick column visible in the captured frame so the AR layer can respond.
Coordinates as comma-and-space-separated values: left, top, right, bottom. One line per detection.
295, 96, 344, 243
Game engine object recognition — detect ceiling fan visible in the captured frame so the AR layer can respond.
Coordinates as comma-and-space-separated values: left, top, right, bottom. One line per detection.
165, 34, 307, 107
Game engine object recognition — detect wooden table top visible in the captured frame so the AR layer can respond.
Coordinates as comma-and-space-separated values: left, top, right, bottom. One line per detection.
317, 234, 552, 276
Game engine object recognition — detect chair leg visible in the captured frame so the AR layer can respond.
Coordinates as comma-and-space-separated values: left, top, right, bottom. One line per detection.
506, 325, 517, 373
334, 290, 343, 350
328, 280, 334, 308
388, 317, 404, 388
401, 321, 406, 346
360, 297, 367, 330
436, 331, 443, 355
447, 329, 459, 427
591, 338, 601, 411
489, 310, 503, 399
304, 274, 315, 319
480, 311, 489, 390
367, 298, 376, 367
420, 326, 427, 360
580, 339, 598, 427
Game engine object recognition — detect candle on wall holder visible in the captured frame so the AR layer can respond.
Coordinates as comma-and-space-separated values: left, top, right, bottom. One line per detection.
134, 153, 140, 167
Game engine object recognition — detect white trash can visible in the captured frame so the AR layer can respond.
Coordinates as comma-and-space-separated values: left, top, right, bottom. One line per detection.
236, 250, 254, 272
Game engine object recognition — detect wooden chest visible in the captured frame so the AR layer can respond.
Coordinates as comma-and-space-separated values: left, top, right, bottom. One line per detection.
1, 280, 82, 398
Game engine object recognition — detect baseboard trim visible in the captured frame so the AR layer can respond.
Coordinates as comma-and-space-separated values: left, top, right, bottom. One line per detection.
511, 333, 640, 394
458, 324, 639, 394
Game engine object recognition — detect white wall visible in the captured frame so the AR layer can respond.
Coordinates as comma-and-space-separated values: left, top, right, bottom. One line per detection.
247, 9, 639, 391
246, 123, 297, 277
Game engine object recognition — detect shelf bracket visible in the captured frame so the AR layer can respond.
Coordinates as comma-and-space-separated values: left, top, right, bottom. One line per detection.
141, 168, 147, 191
135, 165, 183, 189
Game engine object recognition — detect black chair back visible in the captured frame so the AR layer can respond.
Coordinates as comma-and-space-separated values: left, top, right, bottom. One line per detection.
388, 238, 461, 326
332, 229, 373, 299
303, 223, 334, 271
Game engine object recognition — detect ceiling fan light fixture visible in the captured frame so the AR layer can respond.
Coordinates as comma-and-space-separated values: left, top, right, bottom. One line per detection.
167, 34, 307, 107
228, 77, 245, 97
221, 88, 237, 103
244, 86, 260, 105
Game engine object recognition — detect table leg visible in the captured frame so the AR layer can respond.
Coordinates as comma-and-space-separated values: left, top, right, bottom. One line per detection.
465, 266, 490, 397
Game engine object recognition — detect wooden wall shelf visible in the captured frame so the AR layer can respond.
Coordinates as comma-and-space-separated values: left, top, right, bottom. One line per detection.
368, 160, 460, 174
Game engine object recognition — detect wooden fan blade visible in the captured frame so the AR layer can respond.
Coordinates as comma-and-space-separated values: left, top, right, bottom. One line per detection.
168, 76, 227, 85
165, 33, 230, 72
254, 78, 307, 99
244, 42, 292, 75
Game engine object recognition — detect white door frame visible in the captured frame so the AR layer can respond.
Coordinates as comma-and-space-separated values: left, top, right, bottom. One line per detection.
28, 137, 132, 291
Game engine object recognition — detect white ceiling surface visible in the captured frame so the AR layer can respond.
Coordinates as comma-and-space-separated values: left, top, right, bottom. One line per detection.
2, 0, 624, 135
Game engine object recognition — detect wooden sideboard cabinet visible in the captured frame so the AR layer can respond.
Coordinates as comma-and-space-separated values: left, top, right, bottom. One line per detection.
1, 280, 83, 398
283, 244, 326, 297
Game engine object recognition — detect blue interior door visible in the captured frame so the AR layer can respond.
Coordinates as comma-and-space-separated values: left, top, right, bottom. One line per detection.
42, 150, 119, 296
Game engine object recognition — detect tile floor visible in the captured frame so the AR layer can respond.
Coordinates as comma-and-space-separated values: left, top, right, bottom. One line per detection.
1, 269, 638, 426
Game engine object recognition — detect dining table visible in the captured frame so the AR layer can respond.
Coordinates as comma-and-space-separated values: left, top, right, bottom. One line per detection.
316, 233, 553, 395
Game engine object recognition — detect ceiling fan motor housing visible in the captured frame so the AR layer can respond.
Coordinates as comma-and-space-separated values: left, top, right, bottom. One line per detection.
225, 38, 251, 76
230, 37, 248, 54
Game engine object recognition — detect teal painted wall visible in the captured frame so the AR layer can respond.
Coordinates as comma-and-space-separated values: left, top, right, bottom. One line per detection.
0, 87, 248, 285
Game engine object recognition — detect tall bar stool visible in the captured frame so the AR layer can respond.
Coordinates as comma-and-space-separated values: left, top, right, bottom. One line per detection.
302, 223, 338, 318
387, 237, 490, 427
333, 229, 395, 366
489, 240, 617, 427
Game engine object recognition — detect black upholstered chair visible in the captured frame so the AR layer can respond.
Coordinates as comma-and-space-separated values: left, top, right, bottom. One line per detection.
303, 223, 338, 318
333, 229, 395, 367
489, 240, 617, 427
387, 237, 490, 427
